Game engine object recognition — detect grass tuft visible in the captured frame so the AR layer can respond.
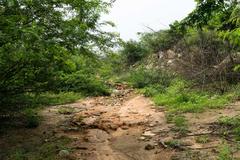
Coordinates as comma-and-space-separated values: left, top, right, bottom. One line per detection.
153, 80, 233, 113
195, 135, 210, 144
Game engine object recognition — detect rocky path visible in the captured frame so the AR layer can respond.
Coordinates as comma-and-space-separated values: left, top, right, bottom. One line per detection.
42, 85, 174, 160
2, 85, 240, 159
40, 85, 240, 160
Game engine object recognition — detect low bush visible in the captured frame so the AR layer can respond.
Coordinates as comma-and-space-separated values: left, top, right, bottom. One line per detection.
195, 135, 210, 144
7, 136, 72, 160
23, 109, 41, 128
126, 67, 175, 89
125, 67, 236, 113
217, 143, 234, 160
139, 85, 166, 97
172, 115, 188, 135
174, 30, 239, 90
120, 40, 149, 66
0, 92, 82, 113
0, 92, 82, 130
58, 72, 111, 96
153, 79, 234, 113
218, 116, 240, 140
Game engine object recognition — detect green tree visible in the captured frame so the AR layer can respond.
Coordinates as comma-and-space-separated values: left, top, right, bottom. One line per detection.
121, 40, 149, 66
0, 0, 115, 99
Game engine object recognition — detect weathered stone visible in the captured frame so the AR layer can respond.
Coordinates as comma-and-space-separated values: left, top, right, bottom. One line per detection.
139, 136, 146, 141
145, 144, 155, 150
142, 131, 156, 137
181, 140, 194, 146
149, 123, 155, 127
121, 126, 129, 130
81, 116, 98, 126
59, 150, 70, 157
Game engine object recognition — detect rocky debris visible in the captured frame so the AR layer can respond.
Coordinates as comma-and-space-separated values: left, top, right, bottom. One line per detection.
149, 123, 156, 127
181, 140, 194, 146
121, 125, 129, 130
159, 141, 168, 148
112, 89, 123, 97
58, 150, 70, 158
171, 150, 215, 160
142, 131, 156, 138
62, 127, 80, 132
81, 116, 98, 126
139, 136, 147, 141
145, 144, 155, 150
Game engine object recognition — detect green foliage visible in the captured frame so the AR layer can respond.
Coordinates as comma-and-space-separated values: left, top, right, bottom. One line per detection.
165, 140, 182, 149
174, 30, 239, 87
234, 65, 240, 72
139, 28, 183, 53
126, 67, 174, 89
99, 52, 123, 79
195, 135, 210, 144
120, 40, 149, 66
58, 71, 110, 96
23, 109, 40, 128
181, 0, 240, 47
0, 0, 116, 110
153, 79, 232, 113
217, 143, 234, 160
0, 92, 82, 113
7, 136, 72, 160
165, 113, 188, 135
172, 115, 188, 135
218, 116, 240, 140
139, 85, 166, 97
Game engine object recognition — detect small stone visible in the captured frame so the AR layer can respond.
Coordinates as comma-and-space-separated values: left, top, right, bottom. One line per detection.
121, 126, 129, 130
181, 140, 194, 146
142, 131, 156, 137
145, 144, 155, 150
145, 128, 151, 131
59, 150, 70, 157
149, 123, 155, 127
81, 116, 98, 126
139, 136, 146, 141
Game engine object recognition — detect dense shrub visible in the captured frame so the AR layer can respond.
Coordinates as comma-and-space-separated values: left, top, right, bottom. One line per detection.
23, 109, 40, 128
173, 30, 239, 90
139, 29, 182, 53
58, 71, 110, 96
121, 41, 149, 66
0, 0, 116, 112
153, 79, 235, 113
126, 67, 175, 89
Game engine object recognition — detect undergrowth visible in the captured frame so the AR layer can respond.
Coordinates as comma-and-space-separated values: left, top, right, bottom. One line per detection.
127, 69, 239, 113
152, 79, 235, 113
5, 136, 72, 160
166, 113, 189, 135
125, 67, 240, 137
0, 92, 82, 130
0, 92, 83, 113
217, 116, 240, 141
217, 142, 234, 160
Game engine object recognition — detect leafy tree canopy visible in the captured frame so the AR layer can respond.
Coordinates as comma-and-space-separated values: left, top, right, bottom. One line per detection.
0, 0, 117, 97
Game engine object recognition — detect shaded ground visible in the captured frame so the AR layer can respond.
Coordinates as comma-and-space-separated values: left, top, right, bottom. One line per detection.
1, 85, 240, 160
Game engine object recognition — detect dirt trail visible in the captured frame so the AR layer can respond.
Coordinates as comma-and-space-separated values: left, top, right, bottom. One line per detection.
46, 85, 174, 160
1, 85, 240, 160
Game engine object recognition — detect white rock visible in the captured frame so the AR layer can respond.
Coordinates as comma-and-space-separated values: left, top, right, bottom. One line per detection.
59, 150, 70, 157
142, 131, 156, 137
139, 136, 146, 141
